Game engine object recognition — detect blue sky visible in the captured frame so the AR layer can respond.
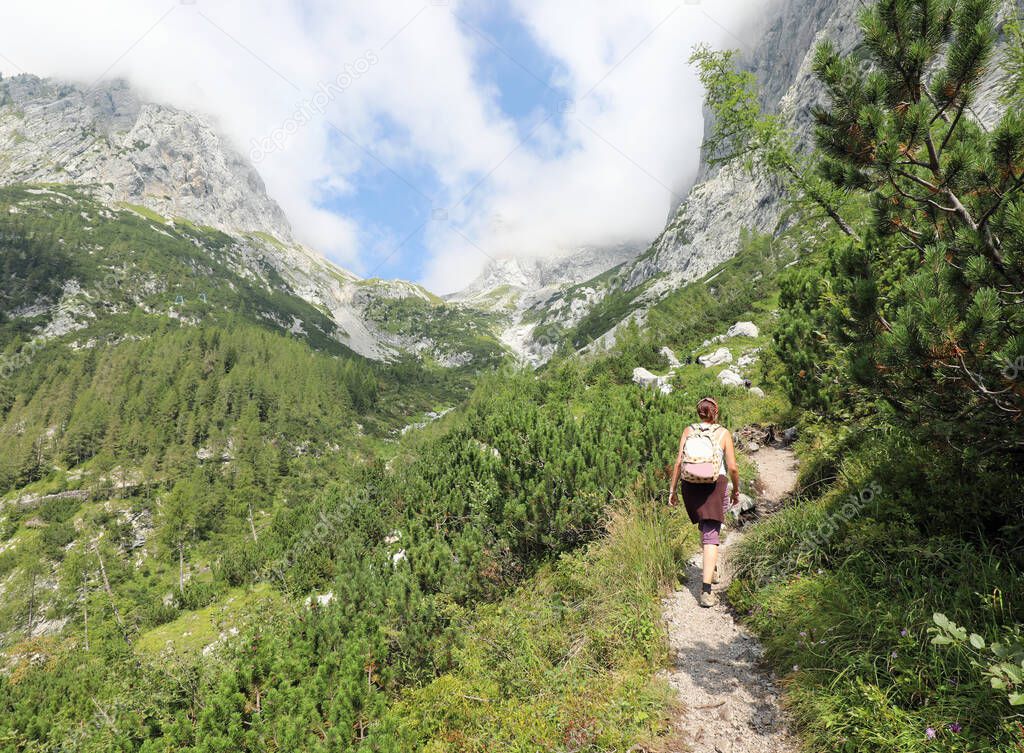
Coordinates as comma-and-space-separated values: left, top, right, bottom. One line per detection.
0, 0, 763, 292
319, 2, 576, 282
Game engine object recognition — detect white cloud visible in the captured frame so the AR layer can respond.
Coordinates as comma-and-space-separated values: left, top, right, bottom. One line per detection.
0, 0, 765, 291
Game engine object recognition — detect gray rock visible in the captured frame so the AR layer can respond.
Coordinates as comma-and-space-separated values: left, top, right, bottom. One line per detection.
633, 366, 673, 395
737, 493, 756, 512
660, 346, 682, 369
0, 75, 292, 240
748, 386, 766, 398
727, 321, 760, 339
700, 347, 733, 368
718, 369, 745, 388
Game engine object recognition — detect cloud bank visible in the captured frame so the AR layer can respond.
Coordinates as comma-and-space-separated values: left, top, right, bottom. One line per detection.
0, 0, 767, 293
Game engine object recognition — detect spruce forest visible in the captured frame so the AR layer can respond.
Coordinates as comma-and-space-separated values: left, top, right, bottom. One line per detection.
0, 1, 1023, 751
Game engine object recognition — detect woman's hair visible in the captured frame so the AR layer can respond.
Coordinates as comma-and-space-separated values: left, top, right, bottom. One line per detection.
696, 397, 719, 421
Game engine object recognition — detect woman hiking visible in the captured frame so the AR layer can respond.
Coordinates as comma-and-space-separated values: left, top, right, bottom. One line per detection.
668, 397, 740, 607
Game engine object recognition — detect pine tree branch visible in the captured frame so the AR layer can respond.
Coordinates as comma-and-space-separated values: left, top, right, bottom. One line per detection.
938, 99, 967, 154
782, 162, 859, 239
953, 353, 1022, 415
894, 168, 942, 192
924, 132, 942, 173
923, 198, 959, 213
978, 173, 1024, 228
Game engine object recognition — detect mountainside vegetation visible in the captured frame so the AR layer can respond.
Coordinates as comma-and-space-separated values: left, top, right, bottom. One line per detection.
0, 285, 778, 750
1, 1, 1022, 751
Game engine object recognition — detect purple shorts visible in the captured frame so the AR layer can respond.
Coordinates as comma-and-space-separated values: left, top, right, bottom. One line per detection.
697, 476, 728, 546
698, 519, 722, 546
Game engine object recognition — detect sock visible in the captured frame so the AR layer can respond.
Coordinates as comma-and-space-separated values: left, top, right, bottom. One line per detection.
701, 582, 712, 594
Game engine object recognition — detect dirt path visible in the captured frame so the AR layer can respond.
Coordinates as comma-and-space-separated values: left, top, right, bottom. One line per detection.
658, 447, 799, 753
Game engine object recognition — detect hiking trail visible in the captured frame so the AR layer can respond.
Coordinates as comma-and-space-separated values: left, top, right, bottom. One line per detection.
658, 445, 800, 753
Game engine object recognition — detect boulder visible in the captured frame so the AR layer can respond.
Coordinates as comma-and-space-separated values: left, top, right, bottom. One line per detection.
633, 367, 672, 395
632, 367, 661, 387
699, 347, 733, 368
718, 369, 746, 388
659, 346, 682, 369
728, 492, 757, 520
748, 386, 766, 398
782, 426, 798, 445
737, 351, 760, 368
727, 321, 760, 338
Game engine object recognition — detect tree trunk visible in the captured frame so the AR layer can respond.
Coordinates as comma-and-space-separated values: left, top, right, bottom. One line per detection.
248, 504, 258, 543
95, 543, 127, 641
83, 592, 89, 652
26, 572, 36, 638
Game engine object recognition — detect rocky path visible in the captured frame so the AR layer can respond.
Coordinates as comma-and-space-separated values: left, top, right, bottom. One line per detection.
658, 447, 800, 753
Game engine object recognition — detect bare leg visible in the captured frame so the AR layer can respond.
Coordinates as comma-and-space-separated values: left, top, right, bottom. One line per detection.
702, 543, 719, 585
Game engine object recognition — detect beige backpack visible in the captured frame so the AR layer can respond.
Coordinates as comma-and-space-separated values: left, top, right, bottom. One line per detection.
681, 424, 724, 484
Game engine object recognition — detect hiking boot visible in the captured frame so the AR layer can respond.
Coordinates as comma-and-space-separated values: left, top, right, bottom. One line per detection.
699, 590, 718, 608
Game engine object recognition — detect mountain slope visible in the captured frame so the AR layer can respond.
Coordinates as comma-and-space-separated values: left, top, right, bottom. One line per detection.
0, 75, 291, 240
0, 75, 508, 366
497, 0, 1023, 363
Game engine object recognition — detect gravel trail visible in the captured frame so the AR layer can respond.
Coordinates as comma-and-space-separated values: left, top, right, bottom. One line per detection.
658, 446, 800, 753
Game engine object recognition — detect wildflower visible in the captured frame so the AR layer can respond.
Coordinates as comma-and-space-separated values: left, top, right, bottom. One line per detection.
948, 723, 961, 733
799, 631, 807, 638
891, 650, 898, 659
900, 628, 909, 637
925, 727, 936, 740
792, 664, 799, 672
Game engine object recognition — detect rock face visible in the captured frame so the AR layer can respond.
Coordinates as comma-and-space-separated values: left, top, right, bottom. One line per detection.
0, 75, 292, 240
449, 243, 644, 365
529, 0, 1024, 360
450, 243, 641, 304
607, 0, 865, 303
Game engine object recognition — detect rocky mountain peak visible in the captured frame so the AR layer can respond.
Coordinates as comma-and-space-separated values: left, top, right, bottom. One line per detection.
0, 73, 292, 240
449, 243, 641, 304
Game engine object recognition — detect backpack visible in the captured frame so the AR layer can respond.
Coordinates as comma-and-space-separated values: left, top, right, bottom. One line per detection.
681, 423, 724, 484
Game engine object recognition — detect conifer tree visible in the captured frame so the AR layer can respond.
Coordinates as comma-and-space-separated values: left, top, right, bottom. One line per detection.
809, 0, 1024, 447
695, 0, 1023, 452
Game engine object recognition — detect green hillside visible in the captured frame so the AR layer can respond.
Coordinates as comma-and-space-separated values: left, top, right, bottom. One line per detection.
1, 2, 1023, 751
